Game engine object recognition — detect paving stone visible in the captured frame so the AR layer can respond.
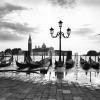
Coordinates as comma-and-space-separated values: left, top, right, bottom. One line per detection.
2, 93, 12, 98
0, 98, 6, 100
48, 95, 56, 99
57, 89, 62, 92
56, 94, 63, 100
6, 97, 23, 100
62, 90, 71, 94
24, 98, 33, 100
63, 94, 73, 100
73, 96, 82, 100
41, 97, 48, 100
42, 94, 48, 98
82, 97, 89, 100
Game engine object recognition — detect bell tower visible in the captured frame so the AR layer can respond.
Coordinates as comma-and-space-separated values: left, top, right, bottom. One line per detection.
28, 35, 32, 54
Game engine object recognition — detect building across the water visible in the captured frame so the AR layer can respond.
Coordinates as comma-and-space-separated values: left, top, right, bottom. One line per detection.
54, 50, 68, 56
33, 43, 54, 56
26, 35, 72, 57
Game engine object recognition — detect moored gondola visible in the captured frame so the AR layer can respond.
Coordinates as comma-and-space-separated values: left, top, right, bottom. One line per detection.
65, 51, 74, 69
0, 54, 4, 61
0, 56, 13, 68
40, 68, 48, 74
90, 59, 99, 70
0, 61, 11, 67
16, 61, 42, 70
66, 59, 74, 69
80, 57, 91, 71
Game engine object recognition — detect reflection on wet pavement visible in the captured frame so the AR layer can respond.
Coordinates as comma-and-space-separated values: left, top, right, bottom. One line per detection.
0, 56, 100, 99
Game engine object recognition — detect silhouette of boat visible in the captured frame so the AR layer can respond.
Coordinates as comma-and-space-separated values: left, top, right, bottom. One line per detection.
40, 68, 48, 74
55, 60, 64, 68
0, 56, 13, 68
0, 55, 4, 61
16, 61, 42, 70
80, 57, 91, 71
66, 59, 74, 69
90, 59, 99, 70
25, 57, 51, 74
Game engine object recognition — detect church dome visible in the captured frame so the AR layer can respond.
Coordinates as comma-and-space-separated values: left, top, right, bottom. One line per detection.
42, 43, 46, 48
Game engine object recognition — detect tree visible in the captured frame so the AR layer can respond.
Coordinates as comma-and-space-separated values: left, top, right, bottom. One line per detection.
5, 48, 12, 55
12, 48, 21, 55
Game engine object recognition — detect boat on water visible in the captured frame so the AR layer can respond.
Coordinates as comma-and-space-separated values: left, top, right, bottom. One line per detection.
40, 68, 48, 74
89, 58, 99, 70
0, 54, 4, 61
16, 61, 42, 70
0, 56, 13, 67
80, 57, 91, 71
26, 57, 51, 74
66, 59, 74, 69
55, 60, 64, 68
65, 51, 74, 69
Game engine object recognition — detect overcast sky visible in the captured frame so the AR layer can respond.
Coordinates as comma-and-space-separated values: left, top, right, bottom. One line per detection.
0, 0, 100, 54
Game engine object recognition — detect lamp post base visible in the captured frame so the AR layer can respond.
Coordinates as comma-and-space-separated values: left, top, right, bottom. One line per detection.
55, 61, 64, 68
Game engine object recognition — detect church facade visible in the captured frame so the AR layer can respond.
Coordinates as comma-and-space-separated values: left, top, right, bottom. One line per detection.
33, 43, 54, 56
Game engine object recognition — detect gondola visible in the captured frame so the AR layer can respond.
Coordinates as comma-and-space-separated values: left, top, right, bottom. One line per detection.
40, 68, 48, 74
16, 61, 42, 70
0, 61, 11, 67
55, 60, 64, 68
0, 56, 13, 68
0, 55, 4, 61
90, 59, 99, 70
80, 57, 91, 71
66, 59, 74, 69
81, 61, 91, 70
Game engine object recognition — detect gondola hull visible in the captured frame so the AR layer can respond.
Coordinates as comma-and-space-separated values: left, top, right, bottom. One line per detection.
81, 62, 90, 70
66, 60, 74, 69
16, 61, 42, 70
91, 62, 99, 70
0, 56, 13, 68
0, 62, 11, 67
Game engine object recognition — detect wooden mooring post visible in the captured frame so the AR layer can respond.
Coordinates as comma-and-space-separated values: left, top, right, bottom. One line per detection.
90, 71, 91, 82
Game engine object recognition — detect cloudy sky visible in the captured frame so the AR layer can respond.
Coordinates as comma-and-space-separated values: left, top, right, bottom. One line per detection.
0, 0, 100, 54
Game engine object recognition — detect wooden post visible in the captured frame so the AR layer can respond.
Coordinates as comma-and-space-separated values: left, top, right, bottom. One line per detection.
95, 71, 96, 77
17, 54, 18, 61
63, 53, 64, 64
90, 71, 91, 82
95, 56, 96, 62
85, 55, 87, 61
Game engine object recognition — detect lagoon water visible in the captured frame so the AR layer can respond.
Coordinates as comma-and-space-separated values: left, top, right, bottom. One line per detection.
0, 55, 100, 89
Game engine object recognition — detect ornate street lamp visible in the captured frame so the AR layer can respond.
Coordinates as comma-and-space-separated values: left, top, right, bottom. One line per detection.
50, 20, 71, 67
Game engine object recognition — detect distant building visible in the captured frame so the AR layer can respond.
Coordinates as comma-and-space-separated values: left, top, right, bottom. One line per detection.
54, 50, 72, 57
33, 43, 54, 56
28, 35, 32, 54
54, 50, 67, 56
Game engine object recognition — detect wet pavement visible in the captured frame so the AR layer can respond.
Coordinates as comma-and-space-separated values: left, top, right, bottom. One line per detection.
0, 56, 100, 100
0, 76, 100, 100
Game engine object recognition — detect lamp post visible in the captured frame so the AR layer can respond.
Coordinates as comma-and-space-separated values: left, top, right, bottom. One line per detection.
50, 20, 71, 66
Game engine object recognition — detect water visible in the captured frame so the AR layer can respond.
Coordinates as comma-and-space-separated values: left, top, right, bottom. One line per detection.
0, 55, 100, 89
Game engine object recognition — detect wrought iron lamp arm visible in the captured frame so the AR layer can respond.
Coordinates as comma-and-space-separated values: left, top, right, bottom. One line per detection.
61, 32, 69, 38
51, 32, 59, 38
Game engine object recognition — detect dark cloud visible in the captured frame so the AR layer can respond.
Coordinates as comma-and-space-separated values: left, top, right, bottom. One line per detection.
48, 0, 77, 8
0, 21, 38, 41
0, 31, 24, 41
0, 21, 36, 34
81, 0, 100, 7
73, 27, 94, 36
0, 3, 26, 18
